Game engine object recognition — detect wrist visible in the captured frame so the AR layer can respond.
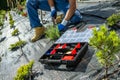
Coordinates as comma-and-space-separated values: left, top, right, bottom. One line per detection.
51, 7, 55, 11
61, 19, 68, 26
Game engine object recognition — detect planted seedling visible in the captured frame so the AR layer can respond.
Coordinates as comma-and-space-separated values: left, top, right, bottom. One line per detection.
14, 61, 34, 80
107, 13, 120, 29
0, 15, 4, 29
9, 12, 13, 21
45, 25, 60, 40
89, 24, 120, 79
9, 19, 15, 28
11, 28, 19, 36
9, 12, 15, 28
9, 40, 26, 51
0, 10, 6, 16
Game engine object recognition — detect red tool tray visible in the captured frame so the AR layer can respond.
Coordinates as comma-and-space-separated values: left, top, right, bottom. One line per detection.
39, 42, 88, 68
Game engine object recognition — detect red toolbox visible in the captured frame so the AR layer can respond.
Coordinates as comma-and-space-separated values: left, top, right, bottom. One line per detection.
39, 42, 88, 68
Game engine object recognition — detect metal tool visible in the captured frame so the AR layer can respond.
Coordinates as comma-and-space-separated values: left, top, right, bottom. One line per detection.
52, 17, 56, 27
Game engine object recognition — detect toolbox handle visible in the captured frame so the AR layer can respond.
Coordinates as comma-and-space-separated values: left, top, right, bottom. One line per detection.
40, 59, 61, 64
47, 60, 61, 64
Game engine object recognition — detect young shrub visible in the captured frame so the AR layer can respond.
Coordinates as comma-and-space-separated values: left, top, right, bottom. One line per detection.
14, 60, 34, 80
9, 20, 15, 28
0, 14, 4, 29
9, 12, 13, 21
21, 0, 26, 6
9, 12, 15, 28
89, 24, 120, 79
107, 13, 120, 27
11, 28, 19, 36
0, 10, 6, 19
9, 40, 26, 51
0, 10, 6, 16
45, 25, 60, 40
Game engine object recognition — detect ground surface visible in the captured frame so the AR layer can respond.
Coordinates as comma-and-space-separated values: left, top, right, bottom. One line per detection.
0, 0, 120, 80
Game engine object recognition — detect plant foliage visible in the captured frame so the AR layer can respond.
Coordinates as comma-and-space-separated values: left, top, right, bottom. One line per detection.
11, 28, 19, 36
45, 25, 60, 40
9, 40, 26, 50
9, 12, 15, 28
9, 12, 13, 21
9, 20, 15, 28
14, 61, 34, 80
89, 24, 120, 67
0, 10, 6, 28
89, 24, 120, 79
0, 10, 6, 16
107, 13, 120, 26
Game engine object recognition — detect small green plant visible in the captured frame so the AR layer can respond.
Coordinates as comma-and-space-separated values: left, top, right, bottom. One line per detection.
107, 13, 120, 26
45, 25, 60, 40
14, 60, 34, 80
9, 20, 15, 28
11, 28, 19, 36
20, 0, 26, 7
9, 12, 15, 28
0, 10, 6, 16
89, 24, 120, 79
0, 14, 4, 28
9, 40, 26, 51
0, 10, 6, 19
9, 12, 13, 21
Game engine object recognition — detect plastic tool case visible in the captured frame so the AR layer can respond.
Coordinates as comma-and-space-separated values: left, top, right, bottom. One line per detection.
39, 42, 88, 68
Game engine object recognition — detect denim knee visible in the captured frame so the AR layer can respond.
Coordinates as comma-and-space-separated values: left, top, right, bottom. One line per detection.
70, 10, 82, 24
26, 0, 42, 28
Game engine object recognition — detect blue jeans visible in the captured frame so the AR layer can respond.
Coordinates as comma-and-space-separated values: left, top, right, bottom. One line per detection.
26, 0, 82, 28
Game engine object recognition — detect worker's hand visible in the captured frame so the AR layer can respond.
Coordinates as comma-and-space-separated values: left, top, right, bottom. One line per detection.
51, 9, 57, 19
58, 24, 65, 31
58, 23, 68, 32
58, 19, 68, 31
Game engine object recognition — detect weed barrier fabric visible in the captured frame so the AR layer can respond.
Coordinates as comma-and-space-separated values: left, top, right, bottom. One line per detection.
1, 1, 120, 80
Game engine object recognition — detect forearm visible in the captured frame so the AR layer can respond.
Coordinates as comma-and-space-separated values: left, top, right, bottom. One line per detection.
64, 0, 76, 21
48, 0, 55, 8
